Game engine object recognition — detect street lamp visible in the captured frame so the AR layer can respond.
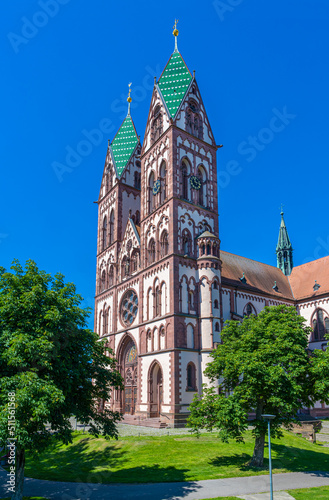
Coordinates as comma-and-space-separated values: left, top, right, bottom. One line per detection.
261, 414, 276, 500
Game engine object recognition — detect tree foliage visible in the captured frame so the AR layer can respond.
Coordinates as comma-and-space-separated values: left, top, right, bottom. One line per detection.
0, 260, 123, 499
188, 305, 329, 467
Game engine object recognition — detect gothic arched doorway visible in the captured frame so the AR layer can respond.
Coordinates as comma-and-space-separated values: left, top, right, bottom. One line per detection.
120, 338, 138, 415
149, 362, 163, 418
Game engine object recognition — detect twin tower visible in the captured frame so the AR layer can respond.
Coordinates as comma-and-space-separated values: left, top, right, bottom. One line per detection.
94, 29, 293, 426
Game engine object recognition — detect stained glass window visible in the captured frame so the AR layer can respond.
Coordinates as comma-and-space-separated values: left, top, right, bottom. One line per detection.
120, 289, 138, 326
126, 345, 137, 363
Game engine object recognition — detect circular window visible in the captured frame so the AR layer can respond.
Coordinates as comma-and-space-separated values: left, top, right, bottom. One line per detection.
120, 290, 138, 326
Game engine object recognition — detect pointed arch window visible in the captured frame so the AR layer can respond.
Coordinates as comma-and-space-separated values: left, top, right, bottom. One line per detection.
134, 171, 141, 190
148, 171, 155, 213
197, 166, 207, 207
100, 270, 106, 292
244, 303, 256, 317
215, 322, 220, 332
181, 160, 190, 201
131, 250, 140, 273
135, 210, 140, 226
159, 326, 166, 350
121, 256, 130, 279
108, 265, 114, 287
106, 168, 113, 191
103, 306, 108, 335
159, 161, 167, 204
187, 362, 197, 391
155, 286, 161, 317
187, 324, 194, 348
102, 217, 107, 251
146, 329, 152, 352
312, 309, 329, 341
160, 231, 169, 257
152, 105, 162, 142
186, 100, 203, 139
109, 210, 115, 245
188, 291, 194, 311
182, 229, 193, 257
148, 239, 156, 264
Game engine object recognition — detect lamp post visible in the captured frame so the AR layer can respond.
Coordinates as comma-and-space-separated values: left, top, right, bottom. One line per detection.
261, 414, 276, 500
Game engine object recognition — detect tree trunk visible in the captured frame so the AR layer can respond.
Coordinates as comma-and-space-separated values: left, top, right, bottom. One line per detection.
11, 447, 25, 500
250, 401, 265, 467
250, 430, 266, 467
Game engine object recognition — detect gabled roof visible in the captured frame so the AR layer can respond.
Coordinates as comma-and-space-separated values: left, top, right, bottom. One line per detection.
221, 250, 294, 300
289, 255, 329, 301
276, 212, 292, 251
110, 115, 138, 177
158, 51, 192, 118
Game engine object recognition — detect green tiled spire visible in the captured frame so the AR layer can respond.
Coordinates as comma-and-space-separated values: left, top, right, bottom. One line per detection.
158, 51, 192, 118
276, 211, 293, 276
111, 115, 138, 177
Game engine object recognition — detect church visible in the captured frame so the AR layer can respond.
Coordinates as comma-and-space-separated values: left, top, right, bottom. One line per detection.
94, 26, 329, 426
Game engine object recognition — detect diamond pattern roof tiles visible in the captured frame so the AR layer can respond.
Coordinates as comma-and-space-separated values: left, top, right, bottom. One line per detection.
111, 115, 138, 177
158, 51, 192, 118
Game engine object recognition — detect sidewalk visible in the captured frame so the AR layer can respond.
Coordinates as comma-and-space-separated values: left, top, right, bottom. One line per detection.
1, 469, 329, 500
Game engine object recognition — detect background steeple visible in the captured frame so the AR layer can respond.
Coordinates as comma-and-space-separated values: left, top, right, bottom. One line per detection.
276, 210, 293, 275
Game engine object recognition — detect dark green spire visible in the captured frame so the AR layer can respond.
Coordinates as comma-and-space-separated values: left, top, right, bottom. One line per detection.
110, 115, 138, 177
276, 211, 293, 276
158, 51, 192, 119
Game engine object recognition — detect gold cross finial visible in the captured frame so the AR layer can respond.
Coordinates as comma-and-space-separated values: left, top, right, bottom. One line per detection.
127, 83, 132, 116
173, 19, 179, 36
127, 82, 132, 103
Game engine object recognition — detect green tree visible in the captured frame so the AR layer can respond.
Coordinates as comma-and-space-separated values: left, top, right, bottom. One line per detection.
187, 305, 329, 467
0, 260, 123, 500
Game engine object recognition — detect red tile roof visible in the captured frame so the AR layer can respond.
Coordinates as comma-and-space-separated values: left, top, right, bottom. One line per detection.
221, 251, 294, 300
289, 255, 329, 301
221, 251, 329, 303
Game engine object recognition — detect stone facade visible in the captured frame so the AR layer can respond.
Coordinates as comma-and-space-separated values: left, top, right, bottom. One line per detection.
94, 39, 329, 425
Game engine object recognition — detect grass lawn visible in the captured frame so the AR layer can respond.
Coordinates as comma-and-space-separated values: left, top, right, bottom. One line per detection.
24, 430, 329, 484
288, 485, 329, 499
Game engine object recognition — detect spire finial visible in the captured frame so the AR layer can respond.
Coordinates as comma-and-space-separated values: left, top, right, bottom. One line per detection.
280, 203, 284, 215
173, 19, 179, 52
127, 82, 132, 116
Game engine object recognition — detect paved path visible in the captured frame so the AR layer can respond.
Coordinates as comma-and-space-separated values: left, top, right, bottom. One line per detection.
237, 494, 296, 500
238, 494, 295, 500
1, 469, 329, 500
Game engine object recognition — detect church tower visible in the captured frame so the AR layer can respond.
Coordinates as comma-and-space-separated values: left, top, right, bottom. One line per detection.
276, 210, 293, 276
95, 24, 222, 426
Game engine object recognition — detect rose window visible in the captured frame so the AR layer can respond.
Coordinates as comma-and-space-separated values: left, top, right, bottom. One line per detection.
121, 290, 138, 326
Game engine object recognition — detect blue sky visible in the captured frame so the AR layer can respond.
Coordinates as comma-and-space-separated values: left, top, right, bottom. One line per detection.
2, 1, 329, 328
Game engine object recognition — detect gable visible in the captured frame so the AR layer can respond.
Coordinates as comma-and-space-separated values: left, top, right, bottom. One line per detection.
175, 79, 216, 146
141, 86, 171, 155
118, 218, 141, 263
